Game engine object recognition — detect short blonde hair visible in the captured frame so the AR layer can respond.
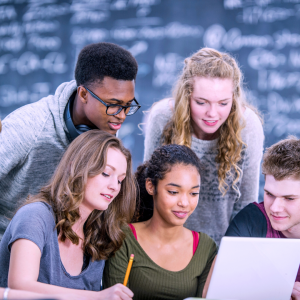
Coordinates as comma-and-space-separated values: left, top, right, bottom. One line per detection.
262, 136, 300, 181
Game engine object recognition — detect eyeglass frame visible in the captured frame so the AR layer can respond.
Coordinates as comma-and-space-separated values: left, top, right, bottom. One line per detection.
83, 86, 141, 116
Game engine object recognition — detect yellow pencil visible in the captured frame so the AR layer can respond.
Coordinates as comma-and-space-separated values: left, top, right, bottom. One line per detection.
123, 254, 134, 286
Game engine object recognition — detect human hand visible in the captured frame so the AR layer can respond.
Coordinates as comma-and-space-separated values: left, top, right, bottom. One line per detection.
291, 281, 300, 300
99, 283, 133, 300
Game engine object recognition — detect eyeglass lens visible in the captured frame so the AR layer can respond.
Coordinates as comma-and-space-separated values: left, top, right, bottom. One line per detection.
107, 105, 139, 116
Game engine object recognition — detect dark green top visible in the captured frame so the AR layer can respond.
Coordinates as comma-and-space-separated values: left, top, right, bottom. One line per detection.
103, 227, 217, 300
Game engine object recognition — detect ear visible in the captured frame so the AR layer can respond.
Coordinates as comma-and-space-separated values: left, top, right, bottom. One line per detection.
145, 178, 155, 195
77, 86, 88, 104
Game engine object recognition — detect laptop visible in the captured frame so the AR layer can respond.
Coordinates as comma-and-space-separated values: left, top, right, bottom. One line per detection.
205, 237, 300, 300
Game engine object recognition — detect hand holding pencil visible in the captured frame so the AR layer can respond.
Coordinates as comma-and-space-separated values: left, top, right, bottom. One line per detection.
123, 254, 134, 286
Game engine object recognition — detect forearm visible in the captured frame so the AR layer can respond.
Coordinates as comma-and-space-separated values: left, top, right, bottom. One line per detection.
8, 280, 97, 299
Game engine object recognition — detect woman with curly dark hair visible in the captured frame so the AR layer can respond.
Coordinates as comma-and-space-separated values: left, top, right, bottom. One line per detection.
103, 144, 217, 300
0, 130, 136, 300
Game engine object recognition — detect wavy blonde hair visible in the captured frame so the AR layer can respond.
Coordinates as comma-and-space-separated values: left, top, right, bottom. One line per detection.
162, 47, 251, 195
24, 130, 137, 260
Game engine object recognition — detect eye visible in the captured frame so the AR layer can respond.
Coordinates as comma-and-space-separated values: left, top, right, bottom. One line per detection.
286, 197, 295, 201
102, 172, 109, 177
191, 192, 200, 196
196, 101, 205, 105
220, 102, 228, 106
168, 190, 178, 195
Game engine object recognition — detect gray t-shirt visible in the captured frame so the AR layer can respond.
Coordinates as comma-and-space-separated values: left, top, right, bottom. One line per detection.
0, 202, 105, 289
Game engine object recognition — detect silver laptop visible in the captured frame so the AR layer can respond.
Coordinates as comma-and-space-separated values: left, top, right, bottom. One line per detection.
206, 237, 300, 300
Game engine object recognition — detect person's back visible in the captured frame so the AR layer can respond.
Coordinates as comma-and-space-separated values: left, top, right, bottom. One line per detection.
225, 136, 300, 299
0, 42, 139, 239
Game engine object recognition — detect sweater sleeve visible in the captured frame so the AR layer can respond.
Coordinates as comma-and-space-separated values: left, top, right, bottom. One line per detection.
0, 111, 34, 180
143, 99, 173, 162
231, 108, 264, 219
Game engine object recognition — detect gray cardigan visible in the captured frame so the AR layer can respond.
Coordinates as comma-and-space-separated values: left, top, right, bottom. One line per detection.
144, 98, 264, 245
0, 81, 77, 239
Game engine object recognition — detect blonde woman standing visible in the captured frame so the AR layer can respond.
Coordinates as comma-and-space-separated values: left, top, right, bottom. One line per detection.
143, 47, 264, 244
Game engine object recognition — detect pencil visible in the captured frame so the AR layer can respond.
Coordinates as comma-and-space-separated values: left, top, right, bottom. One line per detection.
123, 254, 134, 286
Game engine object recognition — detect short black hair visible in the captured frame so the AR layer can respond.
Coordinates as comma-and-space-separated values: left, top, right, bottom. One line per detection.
75, 42, 138, 87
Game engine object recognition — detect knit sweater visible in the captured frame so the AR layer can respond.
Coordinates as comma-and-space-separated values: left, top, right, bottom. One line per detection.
0, 81, 77, 239
103, 227, 217, 300
143, 98, 264, 245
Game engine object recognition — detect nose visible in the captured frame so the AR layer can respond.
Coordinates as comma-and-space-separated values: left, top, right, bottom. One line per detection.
108, 177, 119, 192
207, 104, 217, 118
178, 194, 189, 208
115, 107, 126, 120
270, 197, 284, 212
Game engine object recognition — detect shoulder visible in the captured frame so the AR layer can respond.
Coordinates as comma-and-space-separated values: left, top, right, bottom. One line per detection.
225, 203, 267, 237
5, 202, 55, 252
242, 107, 264, 140
198, 232, 217, 253
147, 98, 173, 122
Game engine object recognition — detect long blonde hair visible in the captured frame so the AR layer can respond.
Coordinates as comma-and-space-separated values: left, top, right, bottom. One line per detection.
162, 47, 252, 195
25, 130, 137, 260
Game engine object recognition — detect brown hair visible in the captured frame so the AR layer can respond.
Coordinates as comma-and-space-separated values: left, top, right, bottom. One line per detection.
25, 130, 136, 260
161, 47, 261, 195
262, 136, 300, 181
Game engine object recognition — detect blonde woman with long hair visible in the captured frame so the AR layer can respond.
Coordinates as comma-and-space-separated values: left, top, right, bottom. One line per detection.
143, 47, 264, 245
0, 130, 136, 300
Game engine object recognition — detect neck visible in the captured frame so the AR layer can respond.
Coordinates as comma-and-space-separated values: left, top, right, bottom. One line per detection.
144, 212, 186, 243
72, 92, 95, 128
191, 120, 219, 141
71, 205, 92, 238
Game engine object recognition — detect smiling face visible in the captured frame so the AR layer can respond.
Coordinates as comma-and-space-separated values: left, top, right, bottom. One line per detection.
82, 147, 127, 214
264, 174, 300, 238
147, 164, 200, 226
77, 76, 135, 135
189, 77, 233, 140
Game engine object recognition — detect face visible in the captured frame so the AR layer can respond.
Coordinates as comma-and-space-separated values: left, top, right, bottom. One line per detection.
264, 174, 300, 238
189, 77, 233, 140
147, 164, 200, 226
82, 147, 127, 214
80, 76, 135, 135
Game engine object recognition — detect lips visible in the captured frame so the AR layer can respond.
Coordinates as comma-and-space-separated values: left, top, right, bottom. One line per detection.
108, 122, 122, 131
203, 120, 218, 126
101, 193, 113, 202
271, 214, 288, 221
172, 211, 189, 219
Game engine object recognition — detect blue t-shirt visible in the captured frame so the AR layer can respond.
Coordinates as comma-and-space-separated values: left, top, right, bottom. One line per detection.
0, 202, 105, 289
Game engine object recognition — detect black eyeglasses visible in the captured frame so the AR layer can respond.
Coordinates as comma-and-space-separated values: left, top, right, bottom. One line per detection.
84, 87, 141, 116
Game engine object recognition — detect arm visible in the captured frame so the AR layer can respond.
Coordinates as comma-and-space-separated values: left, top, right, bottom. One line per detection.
292, 282, 300, 300
202, 256, 217, 298
143, 99, 172, 161
103, 239, 131, 288
232, 109, 264, 219
225, 203, 267, 237
197, 239, 217, 297
9, 238, 133, 300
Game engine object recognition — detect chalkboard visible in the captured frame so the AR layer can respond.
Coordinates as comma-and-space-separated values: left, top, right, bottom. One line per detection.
0, 0, 300, 197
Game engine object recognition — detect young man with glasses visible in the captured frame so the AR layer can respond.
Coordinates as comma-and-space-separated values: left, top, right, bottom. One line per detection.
0, 42, 139, 239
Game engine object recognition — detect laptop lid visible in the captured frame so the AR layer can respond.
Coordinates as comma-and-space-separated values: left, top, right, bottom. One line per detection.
206, 237, 300, 300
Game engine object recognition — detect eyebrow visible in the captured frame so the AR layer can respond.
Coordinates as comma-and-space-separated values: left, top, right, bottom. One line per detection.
107, 98, 135, 104
166, 183, 200, 189
195, 97, 231, 102
264, 189, 298, 197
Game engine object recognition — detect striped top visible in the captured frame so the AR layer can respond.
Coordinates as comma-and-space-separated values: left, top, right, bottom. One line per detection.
103, 226, 217, 300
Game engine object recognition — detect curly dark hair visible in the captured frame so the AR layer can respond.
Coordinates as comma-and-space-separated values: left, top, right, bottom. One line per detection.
75, 42, 138, 87
135, 144, 202, 221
